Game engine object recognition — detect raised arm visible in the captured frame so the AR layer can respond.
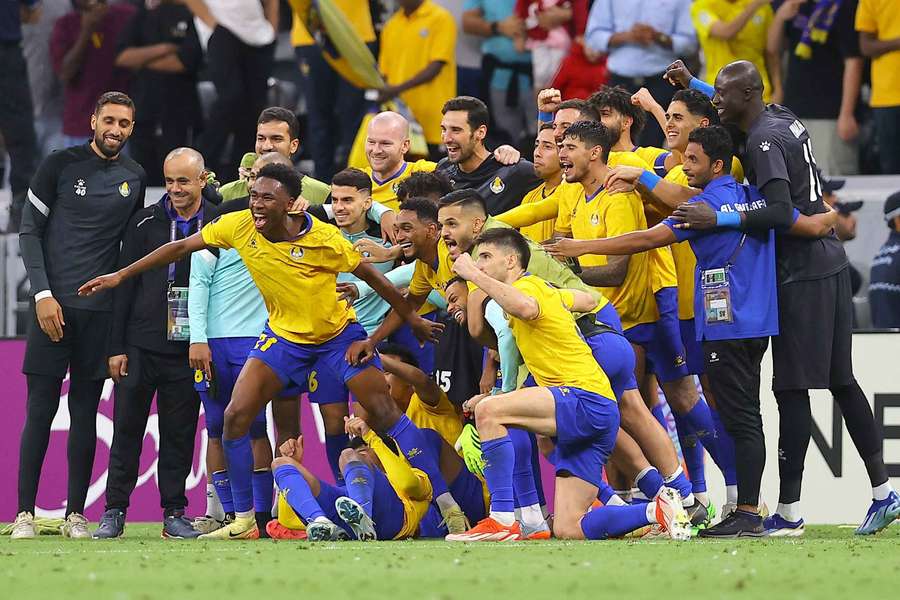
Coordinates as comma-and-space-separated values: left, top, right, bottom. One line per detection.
380, 353, 443, 407
451, 254, 540, 321
78, 232, 208, 296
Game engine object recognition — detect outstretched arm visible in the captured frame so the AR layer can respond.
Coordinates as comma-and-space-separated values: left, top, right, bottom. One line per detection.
606, 167, 702, 208
380, 353, 444, 407
544, 223, 678, 258
79, 232, 208, 296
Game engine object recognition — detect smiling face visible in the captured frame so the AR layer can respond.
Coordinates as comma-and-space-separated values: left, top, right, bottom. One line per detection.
163, 153, 205, 213
438, 203, 484, 261
665, 100, 708, 153
90, 103, 134, 158
553, 107, 582, 144
330, 184, 371, 231
557, 136, 597, 184
533, 127, 562, 180
711, 72, 747, 126
445, 279, 469, 323
365, 116, 410, 175
255, 120, 300, 158
396, 209, 438, 260
249, 176, 292, 236
441, 110, 484, 164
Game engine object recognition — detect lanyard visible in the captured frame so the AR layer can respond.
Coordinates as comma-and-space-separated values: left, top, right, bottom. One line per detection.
725, 234, 747, 270
167, 208, 203, 284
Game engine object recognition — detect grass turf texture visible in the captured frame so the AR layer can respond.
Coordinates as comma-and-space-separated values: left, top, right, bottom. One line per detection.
3, 524, 898, 599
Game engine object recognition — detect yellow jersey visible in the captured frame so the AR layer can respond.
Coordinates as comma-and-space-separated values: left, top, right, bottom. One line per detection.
201, 211, 361, 345
408, 238, 455, 299
365, 159, 437, 212
362, 429, 433, 539
379, 1, 457, 144
518, 182, 563, 243
290, 0, 376, 46
633, 146, 672, 175
496, 180, 582, 235
692, 0, 773, 101
856, 0, 900, 107
570, 185, 657, 331
508, 275, 615, 399
405, 389, 462, 449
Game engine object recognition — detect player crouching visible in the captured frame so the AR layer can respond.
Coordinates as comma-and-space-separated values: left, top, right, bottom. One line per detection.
446, 228, 691, 542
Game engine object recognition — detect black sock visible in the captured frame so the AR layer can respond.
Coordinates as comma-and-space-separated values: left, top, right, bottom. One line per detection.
256, 512, 271, 537
775, 390, 811, 504
831, 379, 888, 487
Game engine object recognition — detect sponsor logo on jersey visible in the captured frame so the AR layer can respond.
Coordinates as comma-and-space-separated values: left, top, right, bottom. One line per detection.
490, 176, 506, 194
290, 247, 304, 260
119, 181, 130, 197
759, 141, 771, 152
405, 447, 422, 459
591, 213, 600, 225
74, 179, 87, 197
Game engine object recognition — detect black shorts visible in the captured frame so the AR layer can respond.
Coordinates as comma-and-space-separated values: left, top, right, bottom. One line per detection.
432, 315, 483, 408
771, 267, 854, 392
23, 304, 111, 380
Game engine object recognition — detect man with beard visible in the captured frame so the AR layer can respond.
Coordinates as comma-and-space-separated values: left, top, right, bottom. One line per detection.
436, 96, 542, 215
13, 92, 146, 539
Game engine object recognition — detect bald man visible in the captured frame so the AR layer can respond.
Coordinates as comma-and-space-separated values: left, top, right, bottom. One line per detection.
94, 147, 219, 540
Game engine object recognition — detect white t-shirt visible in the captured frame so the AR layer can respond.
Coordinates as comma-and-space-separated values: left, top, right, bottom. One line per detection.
198, 0, 275, 48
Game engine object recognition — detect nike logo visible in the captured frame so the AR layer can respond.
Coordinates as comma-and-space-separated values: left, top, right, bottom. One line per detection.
229, 530, 246, 538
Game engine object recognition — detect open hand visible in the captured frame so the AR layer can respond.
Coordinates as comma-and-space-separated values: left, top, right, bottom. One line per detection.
78, 272, 123, 297
542, 237, 591, 258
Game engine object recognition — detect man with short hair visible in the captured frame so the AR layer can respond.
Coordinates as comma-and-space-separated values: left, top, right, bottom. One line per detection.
869, 191, 900, 328
13, 92, 145, 540
93, 148, 216, 540
436, 95, 541, 214
396, 171, 454, 205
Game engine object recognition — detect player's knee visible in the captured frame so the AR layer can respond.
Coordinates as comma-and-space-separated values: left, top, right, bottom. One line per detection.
338, 448, 362, 471
474, 398, 500, 429
223, 403, 253, 437
552, 516, 584, 540
249, 418, 267, 440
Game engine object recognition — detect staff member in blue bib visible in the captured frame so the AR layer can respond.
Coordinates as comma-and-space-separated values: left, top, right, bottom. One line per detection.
94, 148, 218, 540
545, 125, 837, 538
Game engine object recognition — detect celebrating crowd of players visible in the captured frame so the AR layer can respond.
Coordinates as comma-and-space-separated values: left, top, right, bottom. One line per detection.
12, 56, 900, 542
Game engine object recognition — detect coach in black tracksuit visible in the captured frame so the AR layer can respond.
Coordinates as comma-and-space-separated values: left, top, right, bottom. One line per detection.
93, 148, 217, 539
17, 93, 145, 534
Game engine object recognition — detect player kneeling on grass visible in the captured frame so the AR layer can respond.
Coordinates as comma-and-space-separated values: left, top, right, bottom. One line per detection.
269, 416, 448, 541
447, 228, 692, 541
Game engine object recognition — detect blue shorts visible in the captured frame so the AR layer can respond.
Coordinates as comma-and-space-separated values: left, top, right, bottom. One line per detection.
195, 337, 267, 439
594, 302, 624, 334
305, 358, 350, 405
679, 318, 705, 375
369, 465, 405, 540
249, 322, 381, 396
389, 310, 437, 376
624, 289, 689, 383
584, 331, 637, 399
548, 386, 619, 489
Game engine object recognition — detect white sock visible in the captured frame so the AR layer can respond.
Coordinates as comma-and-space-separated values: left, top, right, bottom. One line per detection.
776, 502, 802, 523
489, 510, 516, 526
614, 489, 632, 503
606, 494, 627, 507
694, 492, 710, 506
312, 515, 332, 524
663, 467, 694, 505
519, 504, 546, 529
435, 493, 458, 513
726, 485, 738, 505
872, 481, 893, 501
632, 490, 650, 502
236, 509, 254, 520
646, 501, 658, 523
206, 483, 225, 521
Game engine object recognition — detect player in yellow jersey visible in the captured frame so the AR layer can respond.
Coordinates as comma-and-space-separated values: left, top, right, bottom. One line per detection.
445, 228, 691, 541
78, 163, 471, 538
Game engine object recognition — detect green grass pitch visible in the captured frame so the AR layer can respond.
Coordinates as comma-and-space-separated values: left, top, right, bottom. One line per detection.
3, 524, 898, 599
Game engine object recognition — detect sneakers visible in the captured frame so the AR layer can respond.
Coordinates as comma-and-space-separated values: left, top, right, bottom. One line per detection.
192, 514, 232, 534
92, 509, 126, 539
266, 520, 308, 540
335, 497, 377, 541
61, 513, 90, 539
721, 502, 737, 520
519, 521, 552, 540
699, 509, 766, 538
11, 512, 36, 540
198, 514, 259, 540
163, 513, 202, 539
654, 488, 692, 541
440, 505, 471, 535
306, 517, 350, 542
764, 514, 805, 537
855, 491, 900, 535
445, 516, 521, 542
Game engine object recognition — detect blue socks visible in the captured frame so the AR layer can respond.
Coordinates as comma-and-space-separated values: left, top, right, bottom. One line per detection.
342, 461, 375, 517
597, 480, 616, 504
673, 412, 707, 494
678, 398, 736, 482
211, 470, 234, 513
665, 467, 694, 501
325, 433, 349, 484
581, 504, 651, 539
635, 467, 664, 499
252, 469, 274, 513
273, 465, 325, 522
387, 414, 450, 499
710, 407, 738, 486
223, 435, 254, 513
509, 428, 540, 508
651, 401, 668, 431
482, 436, 516, 514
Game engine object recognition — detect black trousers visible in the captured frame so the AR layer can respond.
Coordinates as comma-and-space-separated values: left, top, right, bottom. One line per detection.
703, 336, 770, 506
18, 306, 110, 515
0, 41, 38, 230
608, 71, 676, 148
198, 26, 274, 178
105, 346, 200, 515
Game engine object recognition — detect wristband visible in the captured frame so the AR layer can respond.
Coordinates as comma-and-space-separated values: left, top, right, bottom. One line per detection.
689, 77, 715, 98
638, 170, 661, 190
538, 111, 554, 123
715, 211, 742, 228
791, 207, 800, 225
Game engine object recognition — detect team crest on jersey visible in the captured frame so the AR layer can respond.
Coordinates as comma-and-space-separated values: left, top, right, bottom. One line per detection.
74, 179, 87, 197
758, 141, 771, 152
490, 176, 505, 194
590, 213, 600, 226
290, 246, 304, 260
392, 181, 401, 193
118, 181, 130, 197
248, 237, 257, 249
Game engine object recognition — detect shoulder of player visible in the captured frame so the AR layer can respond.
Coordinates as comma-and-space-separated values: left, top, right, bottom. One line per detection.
115, 154, 147, 181
411, 159, 437, 173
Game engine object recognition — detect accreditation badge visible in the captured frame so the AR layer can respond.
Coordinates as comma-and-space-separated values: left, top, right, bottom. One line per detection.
166, 286, 191, 341
701, 268, 733, 325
